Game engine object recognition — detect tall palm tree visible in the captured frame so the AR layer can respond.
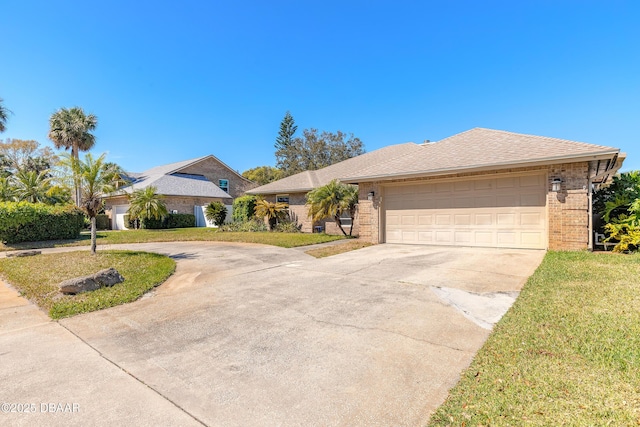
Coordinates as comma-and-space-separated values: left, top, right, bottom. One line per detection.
127, 186, 168, 228
306, 180, 358, 236
12, 169, 52, 203
63, 153, 123, 254
0, 98, 11, 133
48, 107, 98, 205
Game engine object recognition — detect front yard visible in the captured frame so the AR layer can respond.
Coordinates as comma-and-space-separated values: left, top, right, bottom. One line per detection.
429, 251, 640, 426
0, 228, 346, 251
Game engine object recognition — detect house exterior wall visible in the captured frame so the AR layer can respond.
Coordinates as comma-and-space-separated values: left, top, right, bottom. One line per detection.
357, 162, 590, 250
178, 157, 257, 198
104, 195, 230, 219
262, 193, 360, 235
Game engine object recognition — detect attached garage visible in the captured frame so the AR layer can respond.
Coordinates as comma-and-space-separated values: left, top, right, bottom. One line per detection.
383, 173, 547, 249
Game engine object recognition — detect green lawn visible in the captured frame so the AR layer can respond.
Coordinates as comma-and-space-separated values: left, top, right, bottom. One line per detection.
429, 251, 640, 426
0, 250, 175, 319
0, 228, 346, 251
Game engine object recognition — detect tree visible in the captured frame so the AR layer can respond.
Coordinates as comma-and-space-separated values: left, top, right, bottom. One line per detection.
254, 199, 288, 231
12, 169, 52, 203
232, 195, 257, 222
0, 139, 58, 176
0, 98, 10, 133
48, 107, 98, 205
127, 186, 168, 229
276, 128, 365, 177
593, 171, 640, 220
242, 166, 284, 185
306, 180, 359, 236
62, 153, 123, 254
275, 111, 298, 172
0, 177, 16, 202
205, 201, 227, 226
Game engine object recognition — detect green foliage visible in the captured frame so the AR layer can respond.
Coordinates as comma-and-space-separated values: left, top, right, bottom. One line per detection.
604, 199, 640, 252
95, 214, 110, 230
218, 219, 268, 232
232, 195, 257, 222
241, 165, 284, 185
593, 171, 640, 219
48, 107, 98, 157
276, 127, 365, 177
127, 213, 195, 230
0, 202, 84, 243
0, 97, 10, 133
254, 199, 288, 230
204, 201, 227, 226
274, 220, 301, 233
306, 180, 358, 236
12, 169, 51, 203
0, 176, 16, 201
274, 111, 298, 172
127, 186, 168, 225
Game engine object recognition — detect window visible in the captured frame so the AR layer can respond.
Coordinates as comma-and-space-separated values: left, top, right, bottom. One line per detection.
276, 194, 289, 205
339, 210, 352, 227
219, 179, 229, 193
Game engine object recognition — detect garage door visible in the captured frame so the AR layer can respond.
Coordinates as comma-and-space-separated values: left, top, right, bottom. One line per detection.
113, 205, 130, 230
384, 174, 547, 249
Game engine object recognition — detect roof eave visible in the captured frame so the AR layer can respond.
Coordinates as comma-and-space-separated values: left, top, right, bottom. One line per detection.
340, 150, 620, 183
247, 187, 315, 195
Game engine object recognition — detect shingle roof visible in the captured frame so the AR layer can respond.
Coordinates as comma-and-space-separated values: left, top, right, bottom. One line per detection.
249, 127, 621, 193
340, 128, 620, 182
113, 156, 231, 199
247, 143, 422, 194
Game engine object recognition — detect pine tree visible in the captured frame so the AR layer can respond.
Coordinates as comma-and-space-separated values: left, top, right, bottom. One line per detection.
274, 111, 297, 172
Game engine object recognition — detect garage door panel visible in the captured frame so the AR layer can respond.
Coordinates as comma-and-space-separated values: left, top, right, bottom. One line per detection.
384, 174, 547, 249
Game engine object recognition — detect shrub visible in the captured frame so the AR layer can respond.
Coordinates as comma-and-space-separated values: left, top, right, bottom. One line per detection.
165, 213, 195, 229
274, 220, 301, 233
123, 213, 195, 230
0, 202, 84, 243
232, 195, 257, 222
95, 214, 110, 230
218, 219, 268, 232
205, 201, 227, 226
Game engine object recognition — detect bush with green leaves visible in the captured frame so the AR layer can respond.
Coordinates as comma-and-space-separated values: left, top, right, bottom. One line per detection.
218, 219, 268, 232
124, 213, 195, 229
0, 202, 84, 243
232, 195, 257, 222
596, 171, 640, 252
205, 201, 227, 226
95, 214, 110, 230
604, 198, 640, 252
274, 220, 301, 233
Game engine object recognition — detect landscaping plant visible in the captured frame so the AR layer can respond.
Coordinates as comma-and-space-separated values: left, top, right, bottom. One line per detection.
204, 201, 227, 226
306, 179, 358, 236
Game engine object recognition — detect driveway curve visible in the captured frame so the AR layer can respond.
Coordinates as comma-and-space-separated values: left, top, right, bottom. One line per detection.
0, 242, 544, 426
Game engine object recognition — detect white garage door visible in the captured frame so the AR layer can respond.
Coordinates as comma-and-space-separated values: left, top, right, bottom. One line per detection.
384, 174, 547, 249
113, 205, 130, 230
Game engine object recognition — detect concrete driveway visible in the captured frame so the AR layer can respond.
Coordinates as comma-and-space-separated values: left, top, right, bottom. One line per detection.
0, 242, 544, 426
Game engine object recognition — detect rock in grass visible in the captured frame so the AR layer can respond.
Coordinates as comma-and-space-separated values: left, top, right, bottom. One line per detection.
59, 268, 125, 295
7, 250, 41, 258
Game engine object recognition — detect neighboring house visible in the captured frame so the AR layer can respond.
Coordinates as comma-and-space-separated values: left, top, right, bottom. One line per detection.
248, 128, 624, 250
104, 155, 256, 230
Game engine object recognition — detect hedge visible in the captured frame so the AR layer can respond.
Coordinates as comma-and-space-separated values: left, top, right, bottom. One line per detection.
124, 213, 196, 230
0, 202, 85, 244
95, 214, 110, 230
232, 195, 257, 222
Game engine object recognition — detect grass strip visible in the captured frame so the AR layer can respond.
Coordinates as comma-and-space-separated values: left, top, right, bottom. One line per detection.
429, 251, 640, 426
0, 250, 176, 319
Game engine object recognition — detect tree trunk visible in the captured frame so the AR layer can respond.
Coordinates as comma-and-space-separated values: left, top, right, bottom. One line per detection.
72, 143, 81, 207
90, 216, 97, 254
335, 216, 347, 236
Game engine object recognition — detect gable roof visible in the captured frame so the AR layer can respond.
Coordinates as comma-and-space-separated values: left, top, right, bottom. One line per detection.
111, 155, 234, 199
248, 127, 622, 194
247, 143, 422, 194
340, 128, 621, 182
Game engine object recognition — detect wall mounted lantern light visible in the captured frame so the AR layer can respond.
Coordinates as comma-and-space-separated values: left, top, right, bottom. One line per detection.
551, 178, 562, 192
367, 191, 375, 201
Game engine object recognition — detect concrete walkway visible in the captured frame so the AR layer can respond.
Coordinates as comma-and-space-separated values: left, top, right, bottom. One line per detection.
0, 243, 544, 426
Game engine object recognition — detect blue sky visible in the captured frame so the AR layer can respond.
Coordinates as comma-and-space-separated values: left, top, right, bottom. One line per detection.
1, 1, 638, 174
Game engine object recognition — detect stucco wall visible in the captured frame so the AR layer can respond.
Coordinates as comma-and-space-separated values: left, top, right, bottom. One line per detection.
357, 163, 591, 250
178, 157, 257, 198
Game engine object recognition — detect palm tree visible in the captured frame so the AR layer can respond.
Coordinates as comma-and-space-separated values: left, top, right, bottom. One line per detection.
63, 153, 123, 254
306, 180, 359, 236
254, 199, 288, 230
48, 107, 98, 205
127, 186, 168, 229
0, 98, 10, 133
0, 176, 16, 201
12, 169, 52, 203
